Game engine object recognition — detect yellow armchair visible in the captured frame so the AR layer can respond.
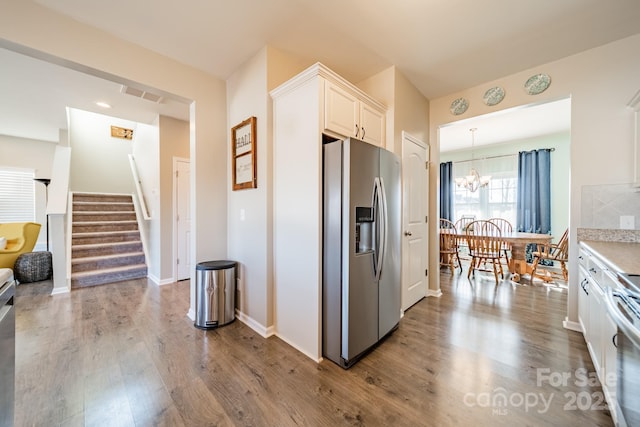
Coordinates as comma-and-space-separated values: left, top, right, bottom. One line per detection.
0, 222, 41, 269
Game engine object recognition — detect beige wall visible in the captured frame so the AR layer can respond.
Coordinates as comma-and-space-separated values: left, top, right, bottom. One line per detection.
430, 34, 640, 327
1, 1, 228, 316
159, 116, 189, 281
393, 69, 430, 150
68, 109, 136, 194
226, 48, 271, 331
226, 46, 309, 334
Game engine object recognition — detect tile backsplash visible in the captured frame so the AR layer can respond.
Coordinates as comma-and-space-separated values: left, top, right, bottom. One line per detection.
581, 183, 640, 230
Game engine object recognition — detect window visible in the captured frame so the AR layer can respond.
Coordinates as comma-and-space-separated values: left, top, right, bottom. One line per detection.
452, 155, 517, 223
0, 168, 35, 222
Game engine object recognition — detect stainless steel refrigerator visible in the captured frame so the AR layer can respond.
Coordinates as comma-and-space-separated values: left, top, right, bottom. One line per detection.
323, 137, 401, 368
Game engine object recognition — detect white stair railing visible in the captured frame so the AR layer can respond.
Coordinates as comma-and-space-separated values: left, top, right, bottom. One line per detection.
128, 154, 151, 220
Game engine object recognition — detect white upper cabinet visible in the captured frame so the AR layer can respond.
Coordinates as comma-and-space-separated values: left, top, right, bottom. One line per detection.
324, 80, 386, 147
359, 101, 385, 147
324, 82, 359, 138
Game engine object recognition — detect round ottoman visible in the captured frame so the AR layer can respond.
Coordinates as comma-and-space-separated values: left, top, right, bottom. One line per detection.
14, 251, 52, 283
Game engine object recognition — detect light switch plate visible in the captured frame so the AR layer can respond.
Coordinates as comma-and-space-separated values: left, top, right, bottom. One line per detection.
620, 215, 635, 230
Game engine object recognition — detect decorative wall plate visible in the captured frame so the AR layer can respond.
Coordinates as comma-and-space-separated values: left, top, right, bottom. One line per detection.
450, 97, 469, 115
483, 86, 505, 106
524, 73, 551, 95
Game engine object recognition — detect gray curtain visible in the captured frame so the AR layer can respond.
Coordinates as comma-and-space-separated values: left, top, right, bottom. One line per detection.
439, 161, 453, 221
516, 149, 551, 234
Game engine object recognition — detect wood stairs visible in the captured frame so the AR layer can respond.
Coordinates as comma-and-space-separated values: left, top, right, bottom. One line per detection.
71, 193, 147, 288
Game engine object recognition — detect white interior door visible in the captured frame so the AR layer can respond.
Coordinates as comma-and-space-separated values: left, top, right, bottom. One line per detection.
401, 132, 429, 311
175, 158, 191, 281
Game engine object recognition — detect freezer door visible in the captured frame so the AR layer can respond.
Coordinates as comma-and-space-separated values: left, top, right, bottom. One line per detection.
378, 148, 401, 338
322, 141, 343, 363
342, 138, 380, 361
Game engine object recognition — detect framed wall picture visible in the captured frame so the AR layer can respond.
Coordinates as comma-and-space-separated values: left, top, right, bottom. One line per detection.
231, 116, 257, 190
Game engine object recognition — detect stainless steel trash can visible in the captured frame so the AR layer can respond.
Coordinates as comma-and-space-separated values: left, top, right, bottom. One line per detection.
194, 260, 237, 329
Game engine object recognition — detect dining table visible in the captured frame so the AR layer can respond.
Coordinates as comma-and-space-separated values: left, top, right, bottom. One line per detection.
440, 228, 553, 283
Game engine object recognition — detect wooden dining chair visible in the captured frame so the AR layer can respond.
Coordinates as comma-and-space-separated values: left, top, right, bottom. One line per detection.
465, 220, 505, 285
454, 215, 476, 232
531, 228, 569, 283
439, 218, 462, 272
454, 215, 475, 262
488, 218, 513, 268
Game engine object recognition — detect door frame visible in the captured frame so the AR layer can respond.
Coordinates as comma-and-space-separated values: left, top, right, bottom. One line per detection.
172, 156, 190, 282
401, 131, 430, 312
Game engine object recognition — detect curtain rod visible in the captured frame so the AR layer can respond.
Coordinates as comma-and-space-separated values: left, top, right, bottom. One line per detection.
451, 148, 555, 165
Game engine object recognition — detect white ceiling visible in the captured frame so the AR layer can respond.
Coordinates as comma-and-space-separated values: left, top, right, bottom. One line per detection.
0, 48, 190, 143
2, 0, 639, 144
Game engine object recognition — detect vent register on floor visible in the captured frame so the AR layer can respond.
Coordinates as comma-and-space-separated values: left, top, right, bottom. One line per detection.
70, 193, 147, 288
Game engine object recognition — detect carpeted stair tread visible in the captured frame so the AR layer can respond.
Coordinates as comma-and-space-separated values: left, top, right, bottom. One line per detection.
72, 241, 143, 258
73, 201, 133, 205
72, 221, 138, 226
73, 203, 135, 212
72, 221, 138, 231
73, 215, 137, 222
72, 223, 139, 233
72, 230, 140, 243
71, 252, 146, 273
72, 240, 142, 250
72, 230, 140, 237
71, 264, 148, 288
71, 251, 145, 263
73, 193, 134, 202
73, 211, 136, 216
71, 263, 147, 277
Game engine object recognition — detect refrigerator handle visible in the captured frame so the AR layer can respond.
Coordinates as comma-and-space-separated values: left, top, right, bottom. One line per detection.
379, 176, 388, 276
374, 177, 385, 280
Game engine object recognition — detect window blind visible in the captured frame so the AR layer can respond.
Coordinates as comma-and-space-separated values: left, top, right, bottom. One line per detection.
0, 168, 35, 222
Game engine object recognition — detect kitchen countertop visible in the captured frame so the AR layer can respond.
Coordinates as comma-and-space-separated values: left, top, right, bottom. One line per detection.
580, 240, 640, 275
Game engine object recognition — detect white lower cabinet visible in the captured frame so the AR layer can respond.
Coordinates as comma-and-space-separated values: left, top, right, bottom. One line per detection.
578, 264, 590, 334
587, 281, 604, 375
603, 311, 618, 416
577, 244, 620, 423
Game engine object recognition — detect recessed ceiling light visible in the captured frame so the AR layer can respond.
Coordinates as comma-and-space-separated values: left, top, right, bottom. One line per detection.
96, 101, 111, 108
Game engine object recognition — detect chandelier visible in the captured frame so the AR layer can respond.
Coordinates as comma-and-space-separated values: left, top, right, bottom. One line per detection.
455, 128, 491, 192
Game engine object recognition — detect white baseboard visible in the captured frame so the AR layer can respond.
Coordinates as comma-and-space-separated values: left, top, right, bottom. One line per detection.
186, 308, 195, 321
234, 310, 320, 363
274, 332, 322, 363
563, 317, 582, 332
50, 278, 71, 295
147, 273, 177, 286
427, 288, 443, 298
50, 285, 70, 295
235, 310, 275, 338
157, 277, 175, 286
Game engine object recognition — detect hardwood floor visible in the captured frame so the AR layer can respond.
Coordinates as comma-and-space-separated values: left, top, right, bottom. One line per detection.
15, 268, 613, 426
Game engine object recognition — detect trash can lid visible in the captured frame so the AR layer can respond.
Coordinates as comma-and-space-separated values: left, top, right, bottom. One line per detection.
196, 260, 237, 270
